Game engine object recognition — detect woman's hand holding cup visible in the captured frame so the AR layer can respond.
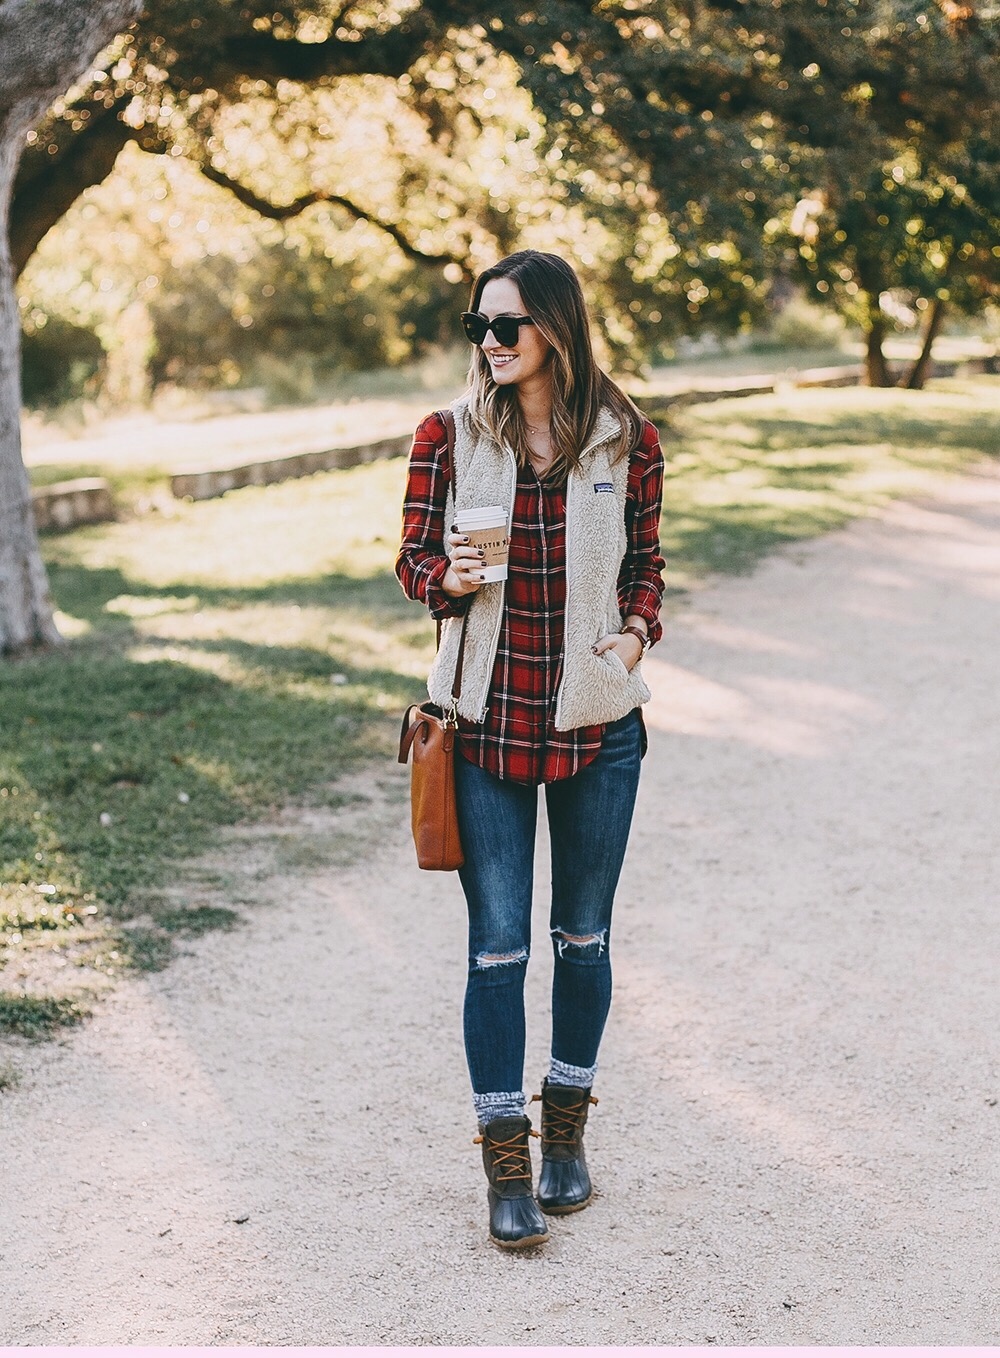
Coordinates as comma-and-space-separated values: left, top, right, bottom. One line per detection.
442, 508, 509, 597
442, 529, 486, 597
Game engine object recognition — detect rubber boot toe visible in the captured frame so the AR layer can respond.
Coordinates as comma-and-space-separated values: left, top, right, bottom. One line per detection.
487, 1188, 550, 1247
537, 1155, 593, 1214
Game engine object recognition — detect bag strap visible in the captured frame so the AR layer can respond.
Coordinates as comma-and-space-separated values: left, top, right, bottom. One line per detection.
434, 408, 458, 652
398, 703, 420, 762
452, 611, 469, 703
442, 406, 456, 465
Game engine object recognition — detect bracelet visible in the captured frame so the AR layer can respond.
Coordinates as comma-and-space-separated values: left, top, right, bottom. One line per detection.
619, 624, 650, 652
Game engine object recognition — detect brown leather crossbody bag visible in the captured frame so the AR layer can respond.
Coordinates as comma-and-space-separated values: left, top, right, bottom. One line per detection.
397, 409, 467, 871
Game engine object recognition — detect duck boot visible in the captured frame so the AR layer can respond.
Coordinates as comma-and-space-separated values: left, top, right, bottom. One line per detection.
474, 1114, 550, 1249
533, 1078, 599, 1214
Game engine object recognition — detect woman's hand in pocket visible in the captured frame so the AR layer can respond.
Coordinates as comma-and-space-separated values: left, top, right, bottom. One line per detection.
593, 632, 643, 672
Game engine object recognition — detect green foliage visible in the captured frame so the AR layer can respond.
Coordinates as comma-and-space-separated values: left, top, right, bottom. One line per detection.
500, 0, 999, 365
20, 314, 105, 405
19, 140, 472, 399
22, 25, 625, 395
13, 0, 1000, 397
146, 235, 456, 387
765, 297, 849, 353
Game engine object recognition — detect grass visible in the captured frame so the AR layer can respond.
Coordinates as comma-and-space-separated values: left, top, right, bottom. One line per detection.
3, 454, 428, 1037
2, 376, 998, 1043
0, 993, 88, 1039
659, 377, 1000, 587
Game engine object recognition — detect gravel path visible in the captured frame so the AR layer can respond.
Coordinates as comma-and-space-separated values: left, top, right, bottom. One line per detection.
2, 465, 999, 1345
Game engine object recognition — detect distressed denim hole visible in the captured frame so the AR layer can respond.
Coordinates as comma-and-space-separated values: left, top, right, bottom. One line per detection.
474, 946, 529, 969
551, 926, 607, 957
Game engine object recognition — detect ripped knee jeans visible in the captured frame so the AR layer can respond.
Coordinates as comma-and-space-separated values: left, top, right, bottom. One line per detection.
454, 710, 643, 1095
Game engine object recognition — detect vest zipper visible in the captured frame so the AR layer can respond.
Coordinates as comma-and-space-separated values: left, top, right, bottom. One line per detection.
553, 465, 574, 730
476, 445, 518, 723
553, 423, 612, 729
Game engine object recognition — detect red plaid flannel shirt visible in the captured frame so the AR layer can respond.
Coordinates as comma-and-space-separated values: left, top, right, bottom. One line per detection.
395, 411, 665, 784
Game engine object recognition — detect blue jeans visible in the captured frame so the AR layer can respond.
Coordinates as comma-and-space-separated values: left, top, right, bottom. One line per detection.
454, 709, 643, 1094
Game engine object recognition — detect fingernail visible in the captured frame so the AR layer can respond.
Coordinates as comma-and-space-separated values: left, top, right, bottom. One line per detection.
450, 523, 457, 532
591, 645, 598, 653
477, 549, 485, 557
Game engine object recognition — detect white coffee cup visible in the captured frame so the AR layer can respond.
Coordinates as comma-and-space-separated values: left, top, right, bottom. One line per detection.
455, 505, 509, 582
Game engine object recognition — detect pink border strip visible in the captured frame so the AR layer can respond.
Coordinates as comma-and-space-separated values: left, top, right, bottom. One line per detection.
3, 1347, 997, 1357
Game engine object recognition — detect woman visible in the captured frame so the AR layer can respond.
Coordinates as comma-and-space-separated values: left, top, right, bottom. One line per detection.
395, 250, 665, 1249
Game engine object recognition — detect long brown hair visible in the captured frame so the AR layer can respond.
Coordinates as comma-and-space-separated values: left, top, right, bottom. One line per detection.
465, 250, 645, 481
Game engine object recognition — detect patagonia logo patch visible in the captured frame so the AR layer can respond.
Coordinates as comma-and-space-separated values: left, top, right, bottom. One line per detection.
593, 481, 614, 494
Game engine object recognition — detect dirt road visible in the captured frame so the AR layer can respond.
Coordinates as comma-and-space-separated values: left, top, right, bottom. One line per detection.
2, 465, 999, 1345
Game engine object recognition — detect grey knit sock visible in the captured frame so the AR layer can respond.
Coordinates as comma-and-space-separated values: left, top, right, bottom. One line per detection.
547, 1056, 597, 1088
473, 1089, 526, 1127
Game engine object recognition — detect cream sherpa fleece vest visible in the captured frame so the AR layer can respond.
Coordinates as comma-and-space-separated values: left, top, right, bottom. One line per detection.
427, 395, 652, 732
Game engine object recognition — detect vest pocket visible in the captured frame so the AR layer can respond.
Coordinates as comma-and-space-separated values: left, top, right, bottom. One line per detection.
603, 648, 630, 679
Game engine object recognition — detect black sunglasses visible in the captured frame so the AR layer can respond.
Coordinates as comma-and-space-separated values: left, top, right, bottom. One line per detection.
461, 312, 536, 347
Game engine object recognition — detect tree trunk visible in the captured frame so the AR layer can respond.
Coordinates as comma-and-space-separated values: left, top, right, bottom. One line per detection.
863, 311, 895, 388
904, 298, 947, 390
0, 0, 141, 654
0, 133, 61, 652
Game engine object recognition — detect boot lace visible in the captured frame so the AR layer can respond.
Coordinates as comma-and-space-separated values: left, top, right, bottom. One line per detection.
531, 1090, 599, 1146
473, 1126, 540, 1182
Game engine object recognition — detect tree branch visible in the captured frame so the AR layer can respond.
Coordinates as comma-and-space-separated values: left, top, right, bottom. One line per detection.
11, 93, 139, 277
196, 161, 472, 277
215, 17, 438, 84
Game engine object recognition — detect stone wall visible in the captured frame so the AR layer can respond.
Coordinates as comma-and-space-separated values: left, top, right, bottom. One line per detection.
169, 433, 412, 502
32, 477, 115, 532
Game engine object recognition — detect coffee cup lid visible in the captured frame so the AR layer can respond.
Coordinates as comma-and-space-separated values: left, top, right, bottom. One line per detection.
455, 505, 506, 525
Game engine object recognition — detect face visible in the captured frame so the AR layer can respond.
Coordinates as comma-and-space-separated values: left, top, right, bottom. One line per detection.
475, 277, 553, 390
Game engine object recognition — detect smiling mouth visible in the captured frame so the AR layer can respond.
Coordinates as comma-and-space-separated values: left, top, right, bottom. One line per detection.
489, 353, 518, 365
